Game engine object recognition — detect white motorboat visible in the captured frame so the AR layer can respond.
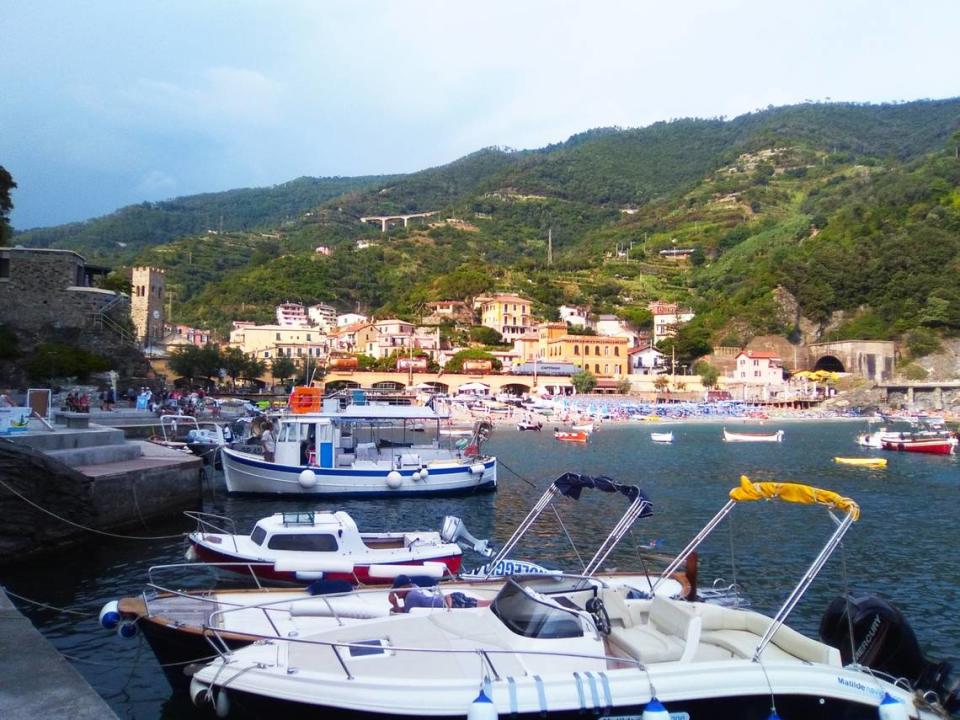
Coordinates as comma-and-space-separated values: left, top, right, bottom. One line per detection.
723, 427, 784, 442
102, 473, 694, 687
650, 431, 674, 443
220, 390, 496, 497
185, 509, 489, 585
189, 476, 958, 719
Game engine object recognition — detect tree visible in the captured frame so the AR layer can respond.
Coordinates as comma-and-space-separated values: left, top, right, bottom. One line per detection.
653, 375, 670, 393
693, 360, 719, 389
615, 377, 632, 394
271, 356, 297, 385
24, 343, 109, 382
468, 325, 504, 346
443, 348, 501, 373
0, 165, 15, 245
619, 307, 653, 330
571, 369, 597, 394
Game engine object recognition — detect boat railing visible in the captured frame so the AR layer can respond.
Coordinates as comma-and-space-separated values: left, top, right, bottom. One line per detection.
160, 413, 201, 442
145, 561, 273, 592
201, 627, 644, 683
184, 511, 241, 547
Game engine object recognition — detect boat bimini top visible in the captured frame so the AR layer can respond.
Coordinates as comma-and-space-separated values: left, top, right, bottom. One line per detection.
482, 472, 653, 580
653, 475, 860, 661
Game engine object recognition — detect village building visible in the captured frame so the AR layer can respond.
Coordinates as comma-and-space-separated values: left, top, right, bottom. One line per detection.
328, 322, 377, 354
307, 303, 337, 330
592, 314, 641, 346
648, 301, 696, 346
728, 350, 787, 401
628, 346, 667, 375
477, 293, 534, 343
543, 332, 629, 379
275, 302, 309, 327
559, 304, 589, 328
423, 300, 473, 324
336, 312, 368, 327
229, 323, 329, 361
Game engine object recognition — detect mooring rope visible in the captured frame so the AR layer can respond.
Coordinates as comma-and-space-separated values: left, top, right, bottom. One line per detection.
1, 585, 93, 617
0, 477, 188, 541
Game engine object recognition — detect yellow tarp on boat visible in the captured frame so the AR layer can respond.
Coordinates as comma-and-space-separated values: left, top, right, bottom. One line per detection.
730, 475, 860, 520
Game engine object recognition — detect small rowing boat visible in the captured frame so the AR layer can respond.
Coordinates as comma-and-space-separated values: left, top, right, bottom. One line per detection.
554, 430, 589, 443
651, 432, 674, 444
834, 457, 887, 468
722, 428, 784, 443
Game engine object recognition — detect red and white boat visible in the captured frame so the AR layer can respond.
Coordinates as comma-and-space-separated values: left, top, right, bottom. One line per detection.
554, 429, 589, 443
881, 432, 957, 455
186, 509, 488, 584
723, 428, 784, 443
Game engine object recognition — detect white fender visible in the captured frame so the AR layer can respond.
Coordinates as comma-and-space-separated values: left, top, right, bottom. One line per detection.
298, 469, 317, 489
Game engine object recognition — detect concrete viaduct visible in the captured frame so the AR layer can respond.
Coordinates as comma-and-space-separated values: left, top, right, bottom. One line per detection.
321, 371, 569, 396
360, 212, 438, 232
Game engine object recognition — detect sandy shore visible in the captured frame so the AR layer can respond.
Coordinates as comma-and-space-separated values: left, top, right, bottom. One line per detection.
442, 402, 866, 431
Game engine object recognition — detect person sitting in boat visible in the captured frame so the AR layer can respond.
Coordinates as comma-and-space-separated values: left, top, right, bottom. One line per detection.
388, 575, 491, 613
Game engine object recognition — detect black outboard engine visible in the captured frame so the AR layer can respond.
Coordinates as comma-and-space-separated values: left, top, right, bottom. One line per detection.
819, 593, 960, 713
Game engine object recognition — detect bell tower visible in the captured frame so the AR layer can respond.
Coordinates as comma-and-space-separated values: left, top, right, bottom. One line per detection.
130, 266, 165, 344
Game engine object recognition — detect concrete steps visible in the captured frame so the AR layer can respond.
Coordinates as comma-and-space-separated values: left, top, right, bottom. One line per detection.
47, 443, 143, 467
12, 427, 126, 452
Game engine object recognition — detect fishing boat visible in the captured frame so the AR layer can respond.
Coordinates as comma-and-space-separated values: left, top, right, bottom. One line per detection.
554, 429, 589, 443
185, 509, 486, 585
101, 473, 695, 688
516, 419, 543, 431
188, 476, 959, 719
834, 456, 887, 468
722, 427, 784, 442
650, 431, 674, 444
571, 422, 595, 433
219, 388, 497, 497
881, 431, 957, 455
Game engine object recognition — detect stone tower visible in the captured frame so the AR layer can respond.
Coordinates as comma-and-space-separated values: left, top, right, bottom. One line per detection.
130, 266, 165, 344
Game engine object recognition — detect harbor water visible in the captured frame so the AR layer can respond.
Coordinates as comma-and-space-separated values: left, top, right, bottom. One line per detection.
2, 420, 958, 719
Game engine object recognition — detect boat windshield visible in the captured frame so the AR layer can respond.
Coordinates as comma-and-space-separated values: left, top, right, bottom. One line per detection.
491, 579, 584, 640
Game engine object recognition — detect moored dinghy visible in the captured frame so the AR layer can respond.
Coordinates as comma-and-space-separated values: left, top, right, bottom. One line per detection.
723, 427, 784, 442
650, 431, 674, 443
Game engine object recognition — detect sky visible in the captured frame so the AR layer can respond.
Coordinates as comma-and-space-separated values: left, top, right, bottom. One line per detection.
3, 0, 959, 230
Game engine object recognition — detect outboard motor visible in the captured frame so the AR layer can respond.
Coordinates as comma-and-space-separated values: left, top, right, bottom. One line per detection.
441, 516, 493, 557
819, 593, 960, 713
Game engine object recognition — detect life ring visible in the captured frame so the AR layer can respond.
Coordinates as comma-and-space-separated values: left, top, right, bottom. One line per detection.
290, 387, 323, 414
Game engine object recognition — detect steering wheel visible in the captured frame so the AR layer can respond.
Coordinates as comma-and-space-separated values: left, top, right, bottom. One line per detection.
585, 597, 611, 635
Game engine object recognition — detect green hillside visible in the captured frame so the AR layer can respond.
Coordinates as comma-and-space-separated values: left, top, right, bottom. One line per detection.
10, 98, 960, 357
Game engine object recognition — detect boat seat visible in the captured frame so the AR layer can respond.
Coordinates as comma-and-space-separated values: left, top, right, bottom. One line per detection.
696, 605, 841, 665
607, 595, 701, 664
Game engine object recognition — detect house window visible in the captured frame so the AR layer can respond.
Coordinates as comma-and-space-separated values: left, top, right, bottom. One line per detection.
276, 333, 281, 341
614, 347, 619, 356
595, 345, 600, 356
595, 364, 600, 373
573, 346, 579, 355
604, 346, 609, 356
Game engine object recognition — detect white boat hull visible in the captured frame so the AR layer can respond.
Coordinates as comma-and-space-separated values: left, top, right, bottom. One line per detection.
723, 429, 783, 442
221, 447, 497, 497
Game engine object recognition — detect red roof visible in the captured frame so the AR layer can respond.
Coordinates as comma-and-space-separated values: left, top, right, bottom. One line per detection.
737, 350, 781, 360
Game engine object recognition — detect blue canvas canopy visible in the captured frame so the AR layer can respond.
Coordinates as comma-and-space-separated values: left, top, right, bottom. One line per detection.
552, 472, 650, 510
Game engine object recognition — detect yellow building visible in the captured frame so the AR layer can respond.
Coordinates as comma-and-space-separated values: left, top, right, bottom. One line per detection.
544, 334, 629, 378
478, 293, 534, 342
229, 324, 329, 361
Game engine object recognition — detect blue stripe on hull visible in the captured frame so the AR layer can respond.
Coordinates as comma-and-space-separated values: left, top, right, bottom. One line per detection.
225, 479, 497, 499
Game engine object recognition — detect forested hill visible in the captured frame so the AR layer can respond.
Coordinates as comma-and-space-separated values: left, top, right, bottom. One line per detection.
13, 175, 396, 262
10, 98, 960, 362
15, 99, 960, 260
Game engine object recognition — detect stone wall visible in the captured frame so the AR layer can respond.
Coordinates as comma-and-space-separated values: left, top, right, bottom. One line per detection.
0, 248, 126, 331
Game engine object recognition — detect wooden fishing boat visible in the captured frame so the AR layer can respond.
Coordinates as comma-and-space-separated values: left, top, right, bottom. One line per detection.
554, 430, 589, 443
834, 457, 887, 468
722, 428, 784, 443
651, 432, 674, 444
881, 433, 956, 455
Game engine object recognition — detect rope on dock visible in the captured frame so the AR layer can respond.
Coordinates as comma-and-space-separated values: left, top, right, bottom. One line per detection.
0, 477, 188, 541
